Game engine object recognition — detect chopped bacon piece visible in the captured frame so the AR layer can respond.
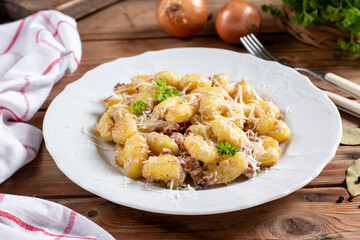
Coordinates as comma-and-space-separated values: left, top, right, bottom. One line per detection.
198, 171, 217, 186
179, 152, 201, 176
243, 165, 255, 178
171, 132, 184, 147
163, 123, 182, 134
114, 83, 125, 89
188, 158, 202, 175
247, 131, 258, 142
244, 119, 256, 130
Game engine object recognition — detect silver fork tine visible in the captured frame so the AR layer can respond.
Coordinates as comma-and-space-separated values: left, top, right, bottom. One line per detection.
241, 35, 272, 61
248, 33, 279, 62
239, 37, 257, 56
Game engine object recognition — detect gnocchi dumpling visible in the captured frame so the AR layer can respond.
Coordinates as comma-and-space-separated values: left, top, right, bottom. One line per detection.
258, 136, 280, 167
199, 95, 225, 120
112, 116, 137, 145
211, 73, 229, 87
131, 74, 154, 91
109, 105, 131, 122
186, 124, 213, 139
228, 78, 255, 103
115, 143, 125, 167
166, 103, 196, 124
211, 117, 248, 148
245, 100, 281, 119
123, 134, 149, 179
152, 96, 182, 119
184, 135, 218, 164
206, 153, 248, 184
103, 94, 125, 108
154, 71, 180, 88
93, 112, 114, 142
178, 74, 212, 91
144, 132, 180, 155
255, 115, 291, 143
142, 155, 186, 188
114, 83, 137, 95
133, 87, 157, 110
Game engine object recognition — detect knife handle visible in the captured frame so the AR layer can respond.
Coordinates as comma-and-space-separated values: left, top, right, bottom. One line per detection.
325, 73, 360, 100
325, 91, 360, 118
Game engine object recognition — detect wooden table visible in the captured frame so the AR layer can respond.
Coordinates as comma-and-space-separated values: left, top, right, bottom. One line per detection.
2, 0, 360, 239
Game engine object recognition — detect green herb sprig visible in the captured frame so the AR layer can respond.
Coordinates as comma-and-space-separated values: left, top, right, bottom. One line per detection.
216, 142, 237, 156
154, 78, 182, 102
261, 4, 285, 17
131, 100, 147, 117
262, 1, 360, 55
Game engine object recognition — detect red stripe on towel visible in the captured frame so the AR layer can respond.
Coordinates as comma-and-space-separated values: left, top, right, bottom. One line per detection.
55, 211, 77, 240
0, 210, 99, 240
53, 20, 76, 37
42, 58, 60, 75
0, 18, 26, 55
38, 12, 56, 31
0, 107, 22, 121
35, 28, 45, 43
24, 145, 37, 154
20, 75, 31, 120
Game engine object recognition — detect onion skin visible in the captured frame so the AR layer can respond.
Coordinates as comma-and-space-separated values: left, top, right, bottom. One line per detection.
156, 0, 208, 38
215, 1, 262, 44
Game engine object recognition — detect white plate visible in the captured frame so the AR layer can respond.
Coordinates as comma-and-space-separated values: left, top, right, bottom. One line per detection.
43, 48, 342, 215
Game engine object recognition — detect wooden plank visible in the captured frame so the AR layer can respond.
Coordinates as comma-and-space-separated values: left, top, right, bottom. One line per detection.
0, 0, 119, 20
77, 0, 282, 41
50, 187, 360, 239
55, 0, 119, 20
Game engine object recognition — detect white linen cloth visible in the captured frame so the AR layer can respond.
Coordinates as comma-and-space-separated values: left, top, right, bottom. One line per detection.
0, 10, 81, 183
0, 193, 115, 240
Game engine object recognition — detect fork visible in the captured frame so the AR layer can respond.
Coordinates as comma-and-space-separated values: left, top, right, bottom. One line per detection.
240, 33, 360, 118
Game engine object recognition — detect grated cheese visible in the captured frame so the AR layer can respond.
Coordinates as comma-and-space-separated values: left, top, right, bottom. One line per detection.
93, 72, 290, 191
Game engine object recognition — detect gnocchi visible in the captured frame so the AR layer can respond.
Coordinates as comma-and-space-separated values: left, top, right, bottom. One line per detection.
142, 155, 185, 188
94, 72, 291, 189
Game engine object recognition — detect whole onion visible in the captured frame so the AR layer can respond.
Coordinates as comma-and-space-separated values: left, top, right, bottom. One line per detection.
156, 0, 208, 38
215, 1, 262, 44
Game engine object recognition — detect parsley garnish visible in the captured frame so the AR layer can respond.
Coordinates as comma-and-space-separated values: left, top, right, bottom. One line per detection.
131, 100, 147, 117
262, 1, 360, 56
216, 142, 237, 156
153, 78, 182, 102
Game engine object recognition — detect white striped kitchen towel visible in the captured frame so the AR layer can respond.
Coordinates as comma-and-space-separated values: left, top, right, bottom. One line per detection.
0, 194, 115, 240
0, 10, 81, 183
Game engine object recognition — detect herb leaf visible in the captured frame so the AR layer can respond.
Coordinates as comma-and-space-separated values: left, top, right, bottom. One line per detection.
261, 4, 285, 17
130, 100, 147, 117
341, 127, 360, 145
216, 142, 237, 156
153, 78, 182, 102
346, 158, 360, 197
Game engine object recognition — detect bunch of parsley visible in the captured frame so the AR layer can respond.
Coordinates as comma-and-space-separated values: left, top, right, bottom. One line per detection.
262, 0, 360, 55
